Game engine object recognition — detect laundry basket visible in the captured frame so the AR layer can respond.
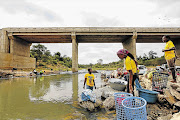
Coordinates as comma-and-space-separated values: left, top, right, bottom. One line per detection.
114, 92, 133, 120
122, 97, 147, 120
152, 72, 169, 92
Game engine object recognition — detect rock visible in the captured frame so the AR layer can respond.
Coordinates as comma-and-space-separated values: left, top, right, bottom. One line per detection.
169, 86, 180, 100
93, 89, 102, 100
176, 88, 180, 93
174, 101, 180, 108
64, 111, 87, 120
157, 114, 173, 120
147, 116, 153, 120
79, 101, 95, 112
103, 96, 115, 110
101, 86, 119, 99
164, 89, 176, 106
94, 99, 103, 108
170, 84, 180, 90
78, 97, 103, 111
139, 76, 152, 90
170, 112, 180, 120
157, 94, 166, 103
103, 78, 109, 82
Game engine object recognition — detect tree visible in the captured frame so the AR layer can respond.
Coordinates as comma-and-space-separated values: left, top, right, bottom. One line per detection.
97, 59, 103, 65
137, 55, 142, 60
142, 53, 148, 61
30, 44, 48, 61
89, 63, 93, 68
148, 50, 157, 59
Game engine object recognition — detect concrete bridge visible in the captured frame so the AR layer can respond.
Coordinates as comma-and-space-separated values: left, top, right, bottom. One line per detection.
0, 27, 180, 72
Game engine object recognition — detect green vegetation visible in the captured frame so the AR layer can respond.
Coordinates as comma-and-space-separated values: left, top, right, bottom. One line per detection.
30, 44, 72, 71
30, 44, 166, 71
79, 50, 166, 70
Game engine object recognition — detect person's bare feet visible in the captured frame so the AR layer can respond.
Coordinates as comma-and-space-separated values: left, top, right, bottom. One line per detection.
170, 80, 177, 83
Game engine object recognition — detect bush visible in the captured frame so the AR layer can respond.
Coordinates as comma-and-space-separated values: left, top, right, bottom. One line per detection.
39, 63, 45, 66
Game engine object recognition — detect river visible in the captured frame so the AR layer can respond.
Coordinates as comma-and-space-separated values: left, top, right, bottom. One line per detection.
0, 71, 114, 120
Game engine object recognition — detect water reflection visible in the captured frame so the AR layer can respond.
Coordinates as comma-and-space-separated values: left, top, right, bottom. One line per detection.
29, 75, 75, 103
0, 72, 110, 119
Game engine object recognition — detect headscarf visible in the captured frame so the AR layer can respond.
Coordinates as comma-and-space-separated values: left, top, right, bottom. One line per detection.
117, 49, 138, 67
117, 49, 129, 56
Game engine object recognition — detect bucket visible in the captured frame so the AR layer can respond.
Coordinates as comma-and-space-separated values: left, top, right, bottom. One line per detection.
138, 88, 159, 103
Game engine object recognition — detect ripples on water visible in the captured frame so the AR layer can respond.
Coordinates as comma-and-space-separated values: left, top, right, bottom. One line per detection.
0, 70, 114, 119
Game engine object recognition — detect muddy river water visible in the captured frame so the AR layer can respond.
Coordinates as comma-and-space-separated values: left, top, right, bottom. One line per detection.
0, 71, 115, 120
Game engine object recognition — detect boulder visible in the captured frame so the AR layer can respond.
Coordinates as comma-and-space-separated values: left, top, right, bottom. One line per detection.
103, 96, 115, 110
157, 94, 166, 103
79, 101, 95, 112
170, 84, 180, 90
170, 112, 180, 120
94, 99, 103, 108
157, 114, 173, 120
174, 101, 180, 108
101, 86, 119, 99
176, 88, 180, 93
169, 87, 180, 100
78, 97, 103, 112
164, 89, 176, 106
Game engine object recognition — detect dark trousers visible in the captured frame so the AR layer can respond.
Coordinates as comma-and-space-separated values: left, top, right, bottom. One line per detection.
86, 85, 93, 91
127, 74, 139, 93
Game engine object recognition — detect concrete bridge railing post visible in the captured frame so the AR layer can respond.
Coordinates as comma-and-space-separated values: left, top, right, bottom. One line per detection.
72, 32, 78, 72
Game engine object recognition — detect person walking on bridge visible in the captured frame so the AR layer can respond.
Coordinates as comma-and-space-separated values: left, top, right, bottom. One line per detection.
117, 49, 139, 94
162, 35, 177, 83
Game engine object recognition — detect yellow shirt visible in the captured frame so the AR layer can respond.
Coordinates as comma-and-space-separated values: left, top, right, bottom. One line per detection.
125, 56, 137, 75
164, 40, 175, 60
85, 73, 95, 87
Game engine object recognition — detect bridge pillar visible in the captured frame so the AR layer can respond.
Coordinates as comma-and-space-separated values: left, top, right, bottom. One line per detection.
174, 40, 180, 66
0, 32, 36, 69
122, 32, 137, 59
72, 32, 78, 72
0, 29, 9, 53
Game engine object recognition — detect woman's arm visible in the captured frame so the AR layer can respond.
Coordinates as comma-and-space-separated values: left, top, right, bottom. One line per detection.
128, 70, 133, 94
162, 47, 176, 52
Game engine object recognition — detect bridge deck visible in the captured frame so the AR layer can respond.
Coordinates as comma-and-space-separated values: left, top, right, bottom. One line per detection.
3, 27, 180, 43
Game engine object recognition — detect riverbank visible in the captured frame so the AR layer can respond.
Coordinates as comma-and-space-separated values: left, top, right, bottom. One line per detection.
0, 69, 65, 79
78, 74, 180, 120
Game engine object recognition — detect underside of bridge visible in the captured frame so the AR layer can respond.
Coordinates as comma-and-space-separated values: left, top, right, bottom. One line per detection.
0, 27, 180, 72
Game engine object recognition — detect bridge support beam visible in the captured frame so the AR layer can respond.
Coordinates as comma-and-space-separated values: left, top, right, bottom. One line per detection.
72, 32, 78, 72
122, 32, 137, 59
174, 40, 180, 66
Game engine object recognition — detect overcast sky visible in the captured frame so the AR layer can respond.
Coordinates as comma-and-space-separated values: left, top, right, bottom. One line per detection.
1, 0, 180, 64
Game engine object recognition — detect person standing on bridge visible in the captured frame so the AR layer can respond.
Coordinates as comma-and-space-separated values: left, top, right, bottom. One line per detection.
162, 35, 177, 83
117, 49, 139, 94
83, 68, 96, 90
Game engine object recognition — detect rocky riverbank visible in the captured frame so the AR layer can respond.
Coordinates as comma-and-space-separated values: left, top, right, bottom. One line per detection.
78, 74, 180, 120
0, 69, 66, 79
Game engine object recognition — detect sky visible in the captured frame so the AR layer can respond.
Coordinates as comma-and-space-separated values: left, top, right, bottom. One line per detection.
0, 0, 180, 64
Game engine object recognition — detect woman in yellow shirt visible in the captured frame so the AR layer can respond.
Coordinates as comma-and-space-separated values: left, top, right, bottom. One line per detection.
162, 35, 177, 83
83, 68, 96, 90
117, 49, 138, 94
